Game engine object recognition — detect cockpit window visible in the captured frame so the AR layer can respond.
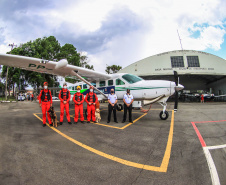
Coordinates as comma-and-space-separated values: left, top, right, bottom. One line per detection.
122, 74, 143, 84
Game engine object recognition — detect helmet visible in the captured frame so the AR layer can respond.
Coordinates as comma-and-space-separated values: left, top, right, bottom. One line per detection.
89, 86, 94, 89
63, 82, 67, 86
77, 86, 81, 90
43, 82, 48, 86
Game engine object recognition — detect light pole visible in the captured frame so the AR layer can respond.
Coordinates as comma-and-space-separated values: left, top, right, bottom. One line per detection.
5, 43, 17, 101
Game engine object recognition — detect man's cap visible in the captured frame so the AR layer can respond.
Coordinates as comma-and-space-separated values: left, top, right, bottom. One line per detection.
43, 82, 48, 86
89, 86, 94, 89
63, 82, 67, 86
77, 86, 81, 90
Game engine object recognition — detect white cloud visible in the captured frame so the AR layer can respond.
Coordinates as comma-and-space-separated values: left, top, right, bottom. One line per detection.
183, 26, 226, 51
0, 44, 10, 54
0, 0, 226, 72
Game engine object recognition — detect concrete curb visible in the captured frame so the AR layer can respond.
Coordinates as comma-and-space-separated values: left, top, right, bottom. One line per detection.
1, 101, 17, 103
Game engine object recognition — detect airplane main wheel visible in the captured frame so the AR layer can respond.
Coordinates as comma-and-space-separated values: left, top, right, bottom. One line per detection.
159, 111, 169, 120
117, 104, 123, 111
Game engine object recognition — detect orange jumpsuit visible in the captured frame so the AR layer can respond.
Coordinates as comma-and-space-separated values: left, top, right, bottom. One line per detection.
73, 92, 84, 122
85, 92, 98, 122
39, 89, 52, 125
59, 89, 71, 122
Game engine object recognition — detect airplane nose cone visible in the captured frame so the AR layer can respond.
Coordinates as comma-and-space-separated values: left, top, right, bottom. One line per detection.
175, 84, 184, 91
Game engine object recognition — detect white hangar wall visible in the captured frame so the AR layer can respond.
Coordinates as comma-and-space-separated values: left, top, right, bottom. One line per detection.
119, 50, 226, 94
119, 50, 226, 76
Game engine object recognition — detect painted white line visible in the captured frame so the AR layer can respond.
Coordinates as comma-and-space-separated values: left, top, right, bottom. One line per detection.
206, 144, 226, 150
203, 147, 220, 185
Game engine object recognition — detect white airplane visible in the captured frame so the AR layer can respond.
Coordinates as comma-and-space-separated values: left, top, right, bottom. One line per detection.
0, 54, 184, 120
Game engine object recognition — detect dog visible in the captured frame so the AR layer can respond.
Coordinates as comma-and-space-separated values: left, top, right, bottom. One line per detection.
95, 108, 101, 123
48, 106, 59, 127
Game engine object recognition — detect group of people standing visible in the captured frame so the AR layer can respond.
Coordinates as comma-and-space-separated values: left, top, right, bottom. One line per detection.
27, 93, 34, 101
107, 88, 134, 123
39, 82, 134, 127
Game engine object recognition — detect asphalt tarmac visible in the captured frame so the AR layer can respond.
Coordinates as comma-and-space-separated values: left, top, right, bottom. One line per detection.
0, 101, 225, 185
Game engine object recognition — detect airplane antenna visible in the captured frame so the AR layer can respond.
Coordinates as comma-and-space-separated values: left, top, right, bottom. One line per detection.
177, 29, 183, 51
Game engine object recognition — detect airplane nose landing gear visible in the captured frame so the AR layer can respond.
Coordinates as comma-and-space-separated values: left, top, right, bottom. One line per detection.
159, 102, 169, 120
159, 110, 169, 120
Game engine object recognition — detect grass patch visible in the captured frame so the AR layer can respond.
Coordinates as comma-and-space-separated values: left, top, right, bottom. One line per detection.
0, 96, 17, 102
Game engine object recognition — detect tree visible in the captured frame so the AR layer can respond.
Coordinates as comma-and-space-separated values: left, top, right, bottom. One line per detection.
56, 44, 80, 66
3, 36, 63, 91
105, 65, 122, 74
65, 77, 79, 84
79, 52, 94, 70
1, 66, 24, 96
1, 36, 95, 89
64, 52, 94, 84
0, 81, 5, 97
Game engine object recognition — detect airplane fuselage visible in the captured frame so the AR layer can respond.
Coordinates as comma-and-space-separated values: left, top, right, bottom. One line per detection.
66, 73, 183, 103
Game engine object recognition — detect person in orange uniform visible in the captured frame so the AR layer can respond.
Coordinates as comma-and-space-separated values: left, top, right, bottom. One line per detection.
201, 94, 204, 103
73, 86, 85, 124
39, 82, 53, 127
85, 86, 98, 123
31, 93, 34, 101
59, 82, 72, 125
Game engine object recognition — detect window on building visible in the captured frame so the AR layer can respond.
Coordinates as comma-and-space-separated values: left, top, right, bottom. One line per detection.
83, 84, 87, 89
108, 80, 113, 86
72, 86, 74, 90
171, 56, 184, 68
116, 78, 125, 85
99, 81, 105, 87
187, 56, 200, 67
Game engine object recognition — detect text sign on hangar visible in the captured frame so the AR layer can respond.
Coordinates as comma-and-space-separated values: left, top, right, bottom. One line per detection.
155, 68, 215, 71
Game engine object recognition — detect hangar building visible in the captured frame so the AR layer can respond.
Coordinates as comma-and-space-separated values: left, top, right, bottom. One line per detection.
119, 50, 226, 96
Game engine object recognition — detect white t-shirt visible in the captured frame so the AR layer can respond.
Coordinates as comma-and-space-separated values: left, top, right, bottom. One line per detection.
108, 93, 117, 104
123, 93, 133, 104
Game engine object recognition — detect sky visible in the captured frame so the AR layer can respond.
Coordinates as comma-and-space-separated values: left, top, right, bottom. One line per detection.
0, 0, 226, 73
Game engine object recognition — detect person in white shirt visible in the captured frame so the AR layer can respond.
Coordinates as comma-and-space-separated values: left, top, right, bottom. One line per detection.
107, 88, 118, 123
122, 89, 134, 123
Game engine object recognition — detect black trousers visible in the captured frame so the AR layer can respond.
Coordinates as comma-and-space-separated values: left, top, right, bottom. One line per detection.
108, 104, 117, 122
123, 103, 132, 122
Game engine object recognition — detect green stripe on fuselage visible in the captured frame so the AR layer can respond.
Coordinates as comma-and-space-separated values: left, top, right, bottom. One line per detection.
69, 89, 88, 95
115, 86, 169, 91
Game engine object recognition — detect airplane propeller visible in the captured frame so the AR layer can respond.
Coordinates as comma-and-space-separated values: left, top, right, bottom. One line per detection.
174, 71, 179, 112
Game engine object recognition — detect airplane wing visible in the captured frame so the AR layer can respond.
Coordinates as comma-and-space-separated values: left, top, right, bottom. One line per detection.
0, 54, 111, 81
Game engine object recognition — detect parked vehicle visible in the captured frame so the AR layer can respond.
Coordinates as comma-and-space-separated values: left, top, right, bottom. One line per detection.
18, 94, 25, 101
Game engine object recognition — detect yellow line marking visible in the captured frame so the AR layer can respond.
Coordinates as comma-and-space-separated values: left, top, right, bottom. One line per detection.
33, 110, 174, 172
160, 110, 174, 172
120, 113, 148, 129
92, 122, 125, 129
69, 113, 147, 130
66, 110, 148, 130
